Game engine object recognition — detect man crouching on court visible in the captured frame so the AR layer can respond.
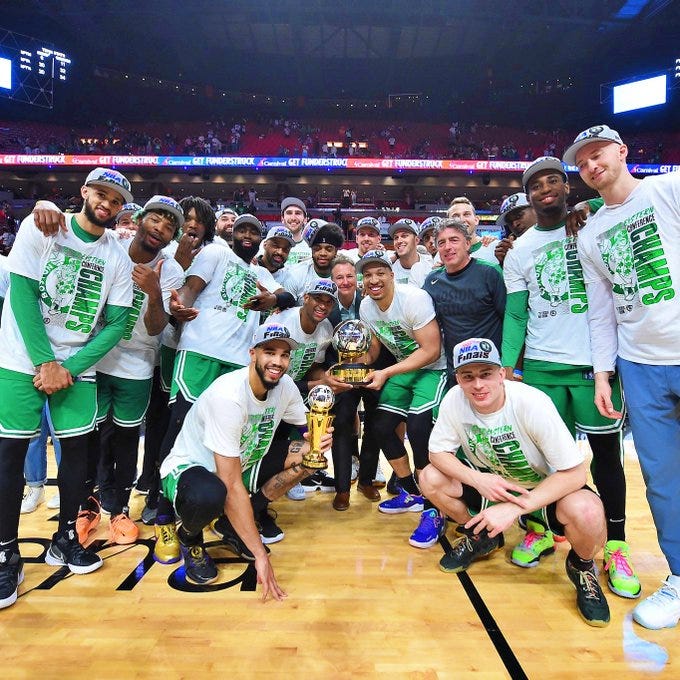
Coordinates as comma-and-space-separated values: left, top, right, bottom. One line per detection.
419, 338, 611, 627
159, 322, 331, 600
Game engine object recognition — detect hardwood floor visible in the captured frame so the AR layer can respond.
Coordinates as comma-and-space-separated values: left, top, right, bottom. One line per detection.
3, 439, 677, 679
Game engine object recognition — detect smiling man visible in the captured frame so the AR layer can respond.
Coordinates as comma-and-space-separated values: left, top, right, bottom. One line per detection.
388, 218, 432, 285
0, 168, 135, 609
419, 338, 611, 627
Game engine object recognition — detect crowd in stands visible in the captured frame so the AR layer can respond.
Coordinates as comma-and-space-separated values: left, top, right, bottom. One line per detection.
1, 116, 677, 164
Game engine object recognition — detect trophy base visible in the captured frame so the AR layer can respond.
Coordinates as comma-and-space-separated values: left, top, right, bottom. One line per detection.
331, 363, 370, 386
301, 455, 328, 470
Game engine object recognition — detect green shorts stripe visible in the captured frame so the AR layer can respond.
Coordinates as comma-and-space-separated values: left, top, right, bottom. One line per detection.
169, 350, 243, 404
159, 345, 176, 394
378, 369, 447, 418
0, 367, 97, 439
96, 372, 153, 428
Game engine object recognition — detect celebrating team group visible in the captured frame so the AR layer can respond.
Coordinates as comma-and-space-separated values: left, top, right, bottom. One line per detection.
0, 124, 678, 632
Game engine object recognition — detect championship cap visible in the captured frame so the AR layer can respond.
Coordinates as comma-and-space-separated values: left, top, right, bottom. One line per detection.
116, 203, 142, 222
85, 167, 133, 204
215, 207, 238, 219
388, 218, 419, 238
355, 216, 381, 235
233, 214, 262, 232
562, 125, 623, 166
302, 219, 344, 248
355, 249, 393, 274
280, 197, 307, 214
522, 157, 568, 192
264, 224, 295, 246
251, 322, 299, 350
418, 216, 443, 237
143, 195, 185, 229
305, 278, 339, 300
453, 338, 502, 371
496, 193, 530, 229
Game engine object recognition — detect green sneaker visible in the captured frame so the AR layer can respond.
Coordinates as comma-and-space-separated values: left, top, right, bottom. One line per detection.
511, 519, 555, 568
565, 557, 610, 627
439, 529, 504, 573
603, 540, 641, 599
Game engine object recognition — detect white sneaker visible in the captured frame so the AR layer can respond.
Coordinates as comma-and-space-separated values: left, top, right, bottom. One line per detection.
350, 456, 359, 483
633, 577, 680, 630
20, 486, 45, 514
285, 482, 307, 501
46, 492, 60, 510
374, 463, 386, 484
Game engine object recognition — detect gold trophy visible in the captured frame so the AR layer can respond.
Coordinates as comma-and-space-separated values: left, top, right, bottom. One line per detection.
330, 319, 372, 386
303, 385, 335, 469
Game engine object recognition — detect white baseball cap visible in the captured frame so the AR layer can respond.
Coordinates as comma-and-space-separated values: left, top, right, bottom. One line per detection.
496, 193, 530, 229
251, 322, 299, 350
453, 338, 502, 371
562, 125, 623, 166
85, 167, 133, 204
143, 195, 185, 229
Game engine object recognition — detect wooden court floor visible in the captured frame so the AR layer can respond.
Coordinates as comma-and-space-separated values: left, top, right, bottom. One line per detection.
1, 438, 677, 679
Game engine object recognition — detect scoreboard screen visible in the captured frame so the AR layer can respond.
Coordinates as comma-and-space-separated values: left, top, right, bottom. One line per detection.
0, 27, 71, 108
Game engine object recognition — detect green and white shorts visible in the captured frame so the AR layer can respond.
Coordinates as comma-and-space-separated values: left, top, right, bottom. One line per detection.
96, 372, 153, 428
378, 368, 447, 419
169, 350, 243, 404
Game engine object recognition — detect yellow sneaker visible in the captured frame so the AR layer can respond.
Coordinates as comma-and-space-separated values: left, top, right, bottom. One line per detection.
153, 522, 180, 564
109, 513, 139, 545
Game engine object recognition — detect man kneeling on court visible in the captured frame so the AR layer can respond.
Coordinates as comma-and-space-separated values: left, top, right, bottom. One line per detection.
159, 322, 331, 600
419, 338, 611, 627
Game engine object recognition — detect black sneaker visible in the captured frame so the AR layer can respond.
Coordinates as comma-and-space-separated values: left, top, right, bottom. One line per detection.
45, 529, 103, 574
301, 470, 336, 493
210, 516, 270, 562
180, 542, 218, 585
439, 529, 504, 573
257, 508, 284, 544
0, 549, 24, 610
386, 471, 401, 496
566, 558, 611, 627
140, 500, 158, 526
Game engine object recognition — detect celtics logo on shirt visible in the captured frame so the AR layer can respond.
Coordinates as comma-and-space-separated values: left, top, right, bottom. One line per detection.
534, 238, 588, 314
220, 261, 257, 322
467, 424, 542, 485
240, 408, 276, 469
597, 207, 675, 309
38, 244, 106, 334
373, 320, 418, 361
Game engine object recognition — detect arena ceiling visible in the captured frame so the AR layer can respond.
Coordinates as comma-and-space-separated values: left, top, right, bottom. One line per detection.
4, 0, 678, 102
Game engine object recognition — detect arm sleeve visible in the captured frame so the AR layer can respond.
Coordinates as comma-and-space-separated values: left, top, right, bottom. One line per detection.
61, 304, 131, 377
9, 273, 56, 366
501, 290, 529, 368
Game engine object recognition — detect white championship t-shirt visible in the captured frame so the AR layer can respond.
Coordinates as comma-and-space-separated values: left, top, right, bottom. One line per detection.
392, 252, 433, 286
360, 283, 446, 370
578, 173, 680, 367
274, 306, 333, 380
429, 380, 584, 489
1, 214, 133, 377
160, 367, 307, 476
96, 239, 185, 380
503, 225, 592, 366
178, 243, 279, 366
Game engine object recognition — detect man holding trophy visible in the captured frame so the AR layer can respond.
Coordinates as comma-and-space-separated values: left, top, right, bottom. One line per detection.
159, 322, 333, 595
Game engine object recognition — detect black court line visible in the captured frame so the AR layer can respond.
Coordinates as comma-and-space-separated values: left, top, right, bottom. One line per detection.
440, 535, 528, 680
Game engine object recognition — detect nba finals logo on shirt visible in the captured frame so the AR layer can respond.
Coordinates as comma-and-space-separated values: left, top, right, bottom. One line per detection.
39, 245, 105, 333
597, 206, 675, 311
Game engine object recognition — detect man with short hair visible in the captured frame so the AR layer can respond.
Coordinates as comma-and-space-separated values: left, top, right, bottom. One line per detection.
447, 197, 499, 265
257, 224, 295, 285
342, 216, 383, 263
420, 338, 611, 628
388, 218, 432, 285
0, 168, 135, 609
357, 250, 447, 547
502, 156, 637, 599
160, 321, 330, 593
280, 197, 312, 265
564, 124, 680, 629
214, 207, 238, 246
283, 219, 345, 303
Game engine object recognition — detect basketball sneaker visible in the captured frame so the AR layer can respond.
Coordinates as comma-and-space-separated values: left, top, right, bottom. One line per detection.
153, 521, 181, 564
180, 542, 218, 585
285, 482, 306, 501
0, 549, 24, 610
257, 508, 284, 544
603, 540, 641, 599
301, 470, 336, 493
20, 486, 45, 514
632, 576, 680, 630
378, 489, 424, 514
109, 511, 139, 545
565, 557, 610, 627
511, 519, 555, 568
45, 528, 103, 574
210, 516, 270, 561
439, 528, 504, 573
409, 508, 445, 548
76, 496, 101, 545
